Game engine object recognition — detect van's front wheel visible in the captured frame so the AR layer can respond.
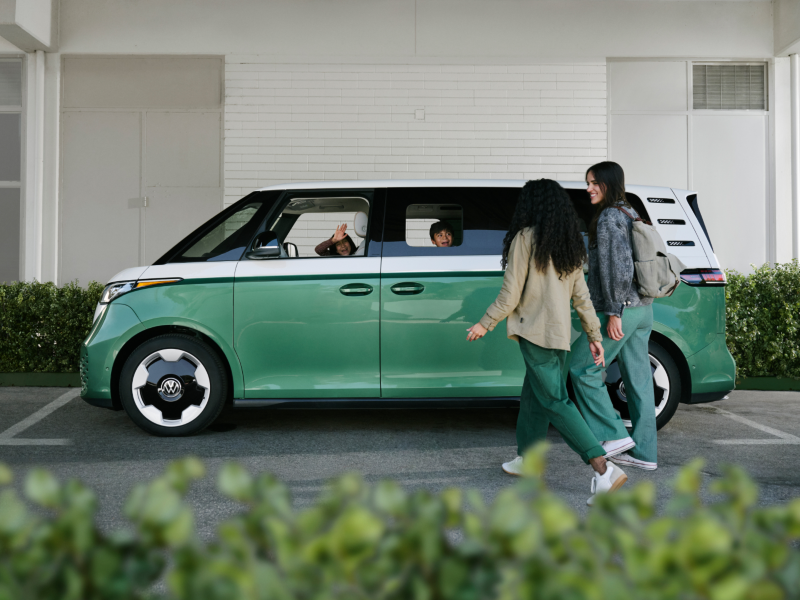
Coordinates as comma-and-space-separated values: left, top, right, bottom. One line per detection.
119, 334, 228, 436
605, 340, 681, 431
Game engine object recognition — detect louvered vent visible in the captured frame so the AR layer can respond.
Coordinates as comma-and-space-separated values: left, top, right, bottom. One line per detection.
0, 60, 22, 106
693, 64, 766, 110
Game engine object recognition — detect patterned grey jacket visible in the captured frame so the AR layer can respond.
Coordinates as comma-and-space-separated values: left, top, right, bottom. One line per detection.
587, 203, 654, 317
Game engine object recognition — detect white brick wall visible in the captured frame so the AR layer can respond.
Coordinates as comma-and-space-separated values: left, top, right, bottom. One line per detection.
224, 60, 607, 206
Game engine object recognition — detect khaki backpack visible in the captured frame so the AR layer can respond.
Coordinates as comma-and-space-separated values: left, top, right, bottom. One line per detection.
613, 206, 687, 299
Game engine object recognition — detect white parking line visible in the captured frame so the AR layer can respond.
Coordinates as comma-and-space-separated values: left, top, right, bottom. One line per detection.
712, 407, 800, 445
0, 388, 79, 446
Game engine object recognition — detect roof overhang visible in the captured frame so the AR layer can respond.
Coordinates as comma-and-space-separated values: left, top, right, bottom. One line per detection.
0, 0, 57, 52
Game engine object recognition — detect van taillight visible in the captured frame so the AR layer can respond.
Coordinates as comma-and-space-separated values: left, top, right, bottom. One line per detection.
680, 268, 726, 286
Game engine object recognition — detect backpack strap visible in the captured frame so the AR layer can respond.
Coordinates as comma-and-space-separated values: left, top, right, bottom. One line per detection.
612, 205, 652, 226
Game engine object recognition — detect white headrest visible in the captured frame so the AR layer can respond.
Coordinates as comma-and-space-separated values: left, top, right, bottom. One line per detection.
353, 212, 368, 238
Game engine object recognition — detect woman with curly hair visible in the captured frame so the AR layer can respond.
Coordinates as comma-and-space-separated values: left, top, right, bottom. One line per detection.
467, 178, 627, 505
568, 161, 657, 471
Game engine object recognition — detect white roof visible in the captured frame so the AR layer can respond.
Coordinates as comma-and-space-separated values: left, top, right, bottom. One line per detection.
258, 179, 677, 194
259, 179, 586, 191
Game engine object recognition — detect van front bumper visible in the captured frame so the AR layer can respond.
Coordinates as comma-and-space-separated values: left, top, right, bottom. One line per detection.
80, 302, 143, 409
683, 332, 736, 404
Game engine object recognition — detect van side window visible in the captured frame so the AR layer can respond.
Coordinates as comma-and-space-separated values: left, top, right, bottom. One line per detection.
265, 192, 374, 258
384, 188, 518, 257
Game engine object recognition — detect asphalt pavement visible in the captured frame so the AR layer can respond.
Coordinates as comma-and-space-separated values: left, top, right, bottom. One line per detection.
1, 387, 799, 537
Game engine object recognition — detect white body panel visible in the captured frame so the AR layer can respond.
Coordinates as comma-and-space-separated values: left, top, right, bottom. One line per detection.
381, 255, 503, 275
107, 266, 149, 284
257, 179, 716, 271
139, 261, 238, 281
235, 256, 381, 279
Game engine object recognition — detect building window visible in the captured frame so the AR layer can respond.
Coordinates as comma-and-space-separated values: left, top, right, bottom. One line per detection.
693, 64, 766, 110
0, 58, 22, 283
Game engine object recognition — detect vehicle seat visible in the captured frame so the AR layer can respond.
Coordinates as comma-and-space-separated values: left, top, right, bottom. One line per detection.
353, 211, 368, 256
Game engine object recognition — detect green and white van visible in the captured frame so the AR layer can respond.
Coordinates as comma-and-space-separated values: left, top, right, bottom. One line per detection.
80, 180, 735, 436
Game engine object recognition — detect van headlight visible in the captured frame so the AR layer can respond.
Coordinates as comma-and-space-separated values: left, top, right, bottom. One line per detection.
99, 278, 181, 305
100, 281, 137, 304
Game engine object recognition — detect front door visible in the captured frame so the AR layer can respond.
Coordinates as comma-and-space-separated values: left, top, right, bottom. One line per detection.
234, 190, 382, 398
379, 187, 525, 398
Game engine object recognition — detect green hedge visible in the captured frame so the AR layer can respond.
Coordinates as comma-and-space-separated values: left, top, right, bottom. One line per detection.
0, 281, 103, 373
0, 445, 798, 600
726, 260, 800, 379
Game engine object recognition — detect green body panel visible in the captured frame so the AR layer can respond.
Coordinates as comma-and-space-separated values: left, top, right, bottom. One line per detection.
235, 274, 380, 398
687, 333, 736, 393
81, 303, 144, 400
82, 265, 734, 404
120, 281, 244, 398
380, 272, 525, 398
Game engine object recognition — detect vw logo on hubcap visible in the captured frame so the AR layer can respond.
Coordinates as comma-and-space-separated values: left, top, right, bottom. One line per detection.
158, 377, 184, 401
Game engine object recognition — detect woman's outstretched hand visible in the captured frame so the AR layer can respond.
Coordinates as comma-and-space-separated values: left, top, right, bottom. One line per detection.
331, 224, 348, 243
466, 323, 487, 342
589, 341, 605, 367
607, 315, 624, 341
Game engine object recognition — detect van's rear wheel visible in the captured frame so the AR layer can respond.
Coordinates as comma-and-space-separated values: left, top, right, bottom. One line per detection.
119, 334, 228, 436
605, 340, 681, 431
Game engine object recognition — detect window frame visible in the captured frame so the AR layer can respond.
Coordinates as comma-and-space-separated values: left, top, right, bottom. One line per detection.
155, 190, 282, 264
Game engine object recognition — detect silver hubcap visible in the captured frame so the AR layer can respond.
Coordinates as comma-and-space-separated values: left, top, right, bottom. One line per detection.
605, 353, 670, 427
132, 349, 210, 427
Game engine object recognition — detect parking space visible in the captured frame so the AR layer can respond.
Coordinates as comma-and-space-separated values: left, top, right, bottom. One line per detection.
1, 387, 799, 536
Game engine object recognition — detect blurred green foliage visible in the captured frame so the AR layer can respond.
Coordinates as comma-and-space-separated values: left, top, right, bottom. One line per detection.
1, 445, 799, 599
0, 280, 103, 373
726, 260, 800, 379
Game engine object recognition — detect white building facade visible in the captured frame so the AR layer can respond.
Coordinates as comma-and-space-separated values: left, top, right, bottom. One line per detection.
0, 0, 799, 285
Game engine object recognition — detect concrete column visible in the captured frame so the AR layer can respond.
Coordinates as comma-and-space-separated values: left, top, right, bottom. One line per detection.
792, 54, 800, 260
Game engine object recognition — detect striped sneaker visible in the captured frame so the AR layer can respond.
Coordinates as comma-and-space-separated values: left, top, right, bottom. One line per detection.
609, 452, 657, 471
601, 437, 636, 458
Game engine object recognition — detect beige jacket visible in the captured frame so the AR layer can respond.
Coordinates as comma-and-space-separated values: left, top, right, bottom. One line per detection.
479, 227, 602, 351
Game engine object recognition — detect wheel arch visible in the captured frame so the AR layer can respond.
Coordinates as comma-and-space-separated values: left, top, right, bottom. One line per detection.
111, 325, 237, 411
649, 330, 692, 405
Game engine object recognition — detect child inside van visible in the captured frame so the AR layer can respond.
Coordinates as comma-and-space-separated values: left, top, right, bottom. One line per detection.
430, 221, 454, 247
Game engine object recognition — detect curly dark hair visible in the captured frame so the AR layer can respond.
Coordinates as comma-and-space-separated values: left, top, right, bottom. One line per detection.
501, 179, 587, 278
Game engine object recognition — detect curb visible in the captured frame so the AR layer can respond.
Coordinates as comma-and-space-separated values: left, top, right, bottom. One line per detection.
736, 377, 800, 392
0, 373, 81, 387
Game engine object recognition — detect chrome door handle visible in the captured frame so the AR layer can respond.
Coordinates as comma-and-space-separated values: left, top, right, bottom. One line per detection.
339, 283, 373, 296
390, 282, 424, 295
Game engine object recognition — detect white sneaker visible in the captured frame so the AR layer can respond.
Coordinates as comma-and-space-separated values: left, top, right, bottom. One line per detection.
609, 452, 657, 471
502, 456, 524, 476
587, 463, 628, 506
601, 437, 636, 458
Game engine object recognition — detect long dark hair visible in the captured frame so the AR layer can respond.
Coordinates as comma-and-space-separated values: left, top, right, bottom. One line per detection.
586, 161, 630, 243
501, 179, 587, 277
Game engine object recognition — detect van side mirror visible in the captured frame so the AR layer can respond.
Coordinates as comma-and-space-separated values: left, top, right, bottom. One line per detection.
246, 232, 281, 259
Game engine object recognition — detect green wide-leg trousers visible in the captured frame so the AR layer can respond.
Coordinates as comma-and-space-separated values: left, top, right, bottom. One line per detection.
568, 305, 657, 463
516, 338, 605, 464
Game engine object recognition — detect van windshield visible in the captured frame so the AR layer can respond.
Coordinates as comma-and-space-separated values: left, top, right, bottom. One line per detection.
157, 191, 281, 263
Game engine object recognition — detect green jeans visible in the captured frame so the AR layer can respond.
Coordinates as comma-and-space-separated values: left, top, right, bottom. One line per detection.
569, 305, 657, 463
516, 338, 605, 464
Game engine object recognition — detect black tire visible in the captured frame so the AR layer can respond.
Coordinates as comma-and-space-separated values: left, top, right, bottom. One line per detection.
119, 334, 228, 436
604, 340, 682, 431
